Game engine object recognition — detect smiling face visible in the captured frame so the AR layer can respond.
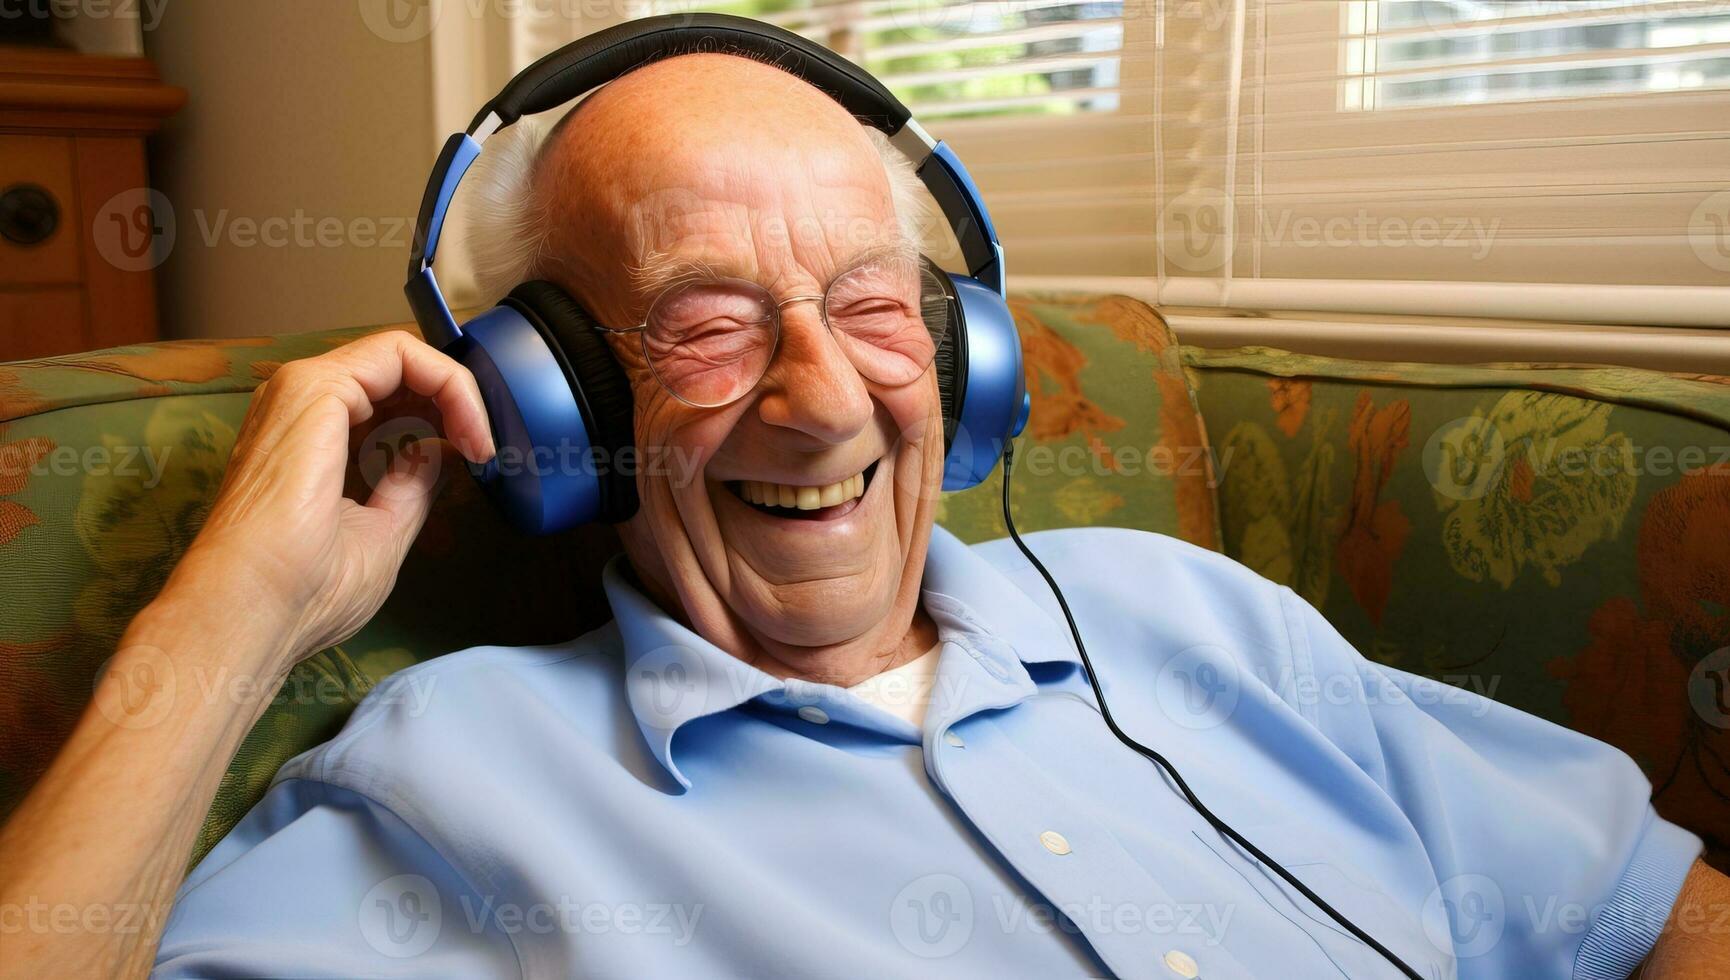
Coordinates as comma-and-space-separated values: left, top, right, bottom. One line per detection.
533, 54, 944, 684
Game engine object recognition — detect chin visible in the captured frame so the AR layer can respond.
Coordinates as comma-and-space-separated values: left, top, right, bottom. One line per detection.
699, 438, 933, 649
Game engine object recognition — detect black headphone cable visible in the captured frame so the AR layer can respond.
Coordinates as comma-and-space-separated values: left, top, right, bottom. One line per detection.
998, 439, 1426, 980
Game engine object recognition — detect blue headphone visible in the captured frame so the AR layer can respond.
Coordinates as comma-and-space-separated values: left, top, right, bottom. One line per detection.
405, 13, 1030, 534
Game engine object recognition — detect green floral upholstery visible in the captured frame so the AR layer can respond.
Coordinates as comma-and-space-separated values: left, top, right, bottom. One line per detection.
0, 292, 1215, 866
0, 329, 628, 862
939, 293, 1220, 550
8, 301, 1727, 871
1184, 347, 1730, 866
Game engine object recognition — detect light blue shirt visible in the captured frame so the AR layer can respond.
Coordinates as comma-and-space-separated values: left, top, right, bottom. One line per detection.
155, 527, 1699, 979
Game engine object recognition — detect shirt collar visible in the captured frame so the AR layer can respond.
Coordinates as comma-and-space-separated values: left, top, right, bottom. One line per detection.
917, 525, 1081, 670
605, 560, 782, 790
605, 525, 1081, 788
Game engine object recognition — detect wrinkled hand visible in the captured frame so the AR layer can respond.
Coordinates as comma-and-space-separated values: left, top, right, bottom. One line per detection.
181, 331, 494, 667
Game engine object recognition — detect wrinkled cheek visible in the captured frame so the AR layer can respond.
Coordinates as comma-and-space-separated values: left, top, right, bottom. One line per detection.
888, 403, 948, 521
630, 380, 709, 469
644, 408, 712, 495
618, 393, 681, 512
639, 403, 734, 544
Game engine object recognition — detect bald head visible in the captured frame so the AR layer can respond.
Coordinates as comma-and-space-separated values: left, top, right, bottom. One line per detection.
531, 53, 902, 327
462, 52, 937, 315
551, 51, 881, 182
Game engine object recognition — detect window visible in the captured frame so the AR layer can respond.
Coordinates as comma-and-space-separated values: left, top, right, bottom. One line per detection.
432, 0, 1160, 299
428, 0, 1727, 324
1343, 1, 1730, 110
682, 0, 1131, 120
1143, 0, 1730, 300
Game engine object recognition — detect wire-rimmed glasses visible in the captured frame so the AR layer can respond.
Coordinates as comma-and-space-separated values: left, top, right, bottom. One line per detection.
595, 248, 950, 408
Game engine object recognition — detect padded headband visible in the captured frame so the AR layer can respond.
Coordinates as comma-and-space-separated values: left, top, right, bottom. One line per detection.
472, 13, 911, 134
406, 12, 1003, 348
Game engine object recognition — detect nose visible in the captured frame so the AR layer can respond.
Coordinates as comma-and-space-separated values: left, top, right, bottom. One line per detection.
754, 299, 873, 445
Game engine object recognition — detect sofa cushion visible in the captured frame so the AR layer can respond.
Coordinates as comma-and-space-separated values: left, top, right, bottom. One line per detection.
0, 291, 1214, 865
938, 292, 1220, 548
1184, 345, 1730, 865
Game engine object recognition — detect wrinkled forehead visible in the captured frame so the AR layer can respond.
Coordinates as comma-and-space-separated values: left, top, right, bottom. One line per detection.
533, 53, 907, 304
613, 139, 902, 286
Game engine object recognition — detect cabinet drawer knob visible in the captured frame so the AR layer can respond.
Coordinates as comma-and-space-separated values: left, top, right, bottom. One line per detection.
0, 184, 61, 247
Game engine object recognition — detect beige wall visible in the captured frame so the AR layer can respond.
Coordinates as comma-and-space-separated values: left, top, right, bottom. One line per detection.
144, 3, 437, 339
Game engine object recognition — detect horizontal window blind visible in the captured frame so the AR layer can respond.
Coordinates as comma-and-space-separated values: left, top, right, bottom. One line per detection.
1154, 0, 1730, 295
598, 0, 1140, 120
1345, 0, 1730, 110
437, 0, 1729, 320
468, 0, 1161, 281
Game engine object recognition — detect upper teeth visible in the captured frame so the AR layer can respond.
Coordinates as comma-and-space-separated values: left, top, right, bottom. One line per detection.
740, 472, 867, 510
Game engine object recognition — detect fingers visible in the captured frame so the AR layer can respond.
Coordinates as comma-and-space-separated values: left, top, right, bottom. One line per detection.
276, 393, 355, 504
333, 332, 495, 465
215, 393, 352, 524
188, 335, 491, 663
234, 331, 495, 471
363, 437, 455, 558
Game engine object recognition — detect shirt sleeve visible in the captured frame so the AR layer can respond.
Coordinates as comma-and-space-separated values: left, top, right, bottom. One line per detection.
1281, 587, 1702, 980
153, 777, 520, 979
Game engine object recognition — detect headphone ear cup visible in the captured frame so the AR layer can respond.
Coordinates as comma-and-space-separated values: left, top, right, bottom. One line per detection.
922, 255, 965, 459
502, 281, 640, 523
927, 259, 1027, 493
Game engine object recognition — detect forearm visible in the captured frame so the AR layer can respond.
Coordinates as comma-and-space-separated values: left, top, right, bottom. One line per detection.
0, 548, 299, 980
1642, 860, 1730, 978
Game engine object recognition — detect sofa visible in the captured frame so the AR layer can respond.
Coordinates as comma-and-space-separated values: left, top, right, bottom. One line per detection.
2, 292, 1726, 870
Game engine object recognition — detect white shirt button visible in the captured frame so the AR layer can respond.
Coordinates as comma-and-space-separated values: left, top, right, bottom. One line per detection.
944, 731, 965, 748
796, 706, 829, 725
1163, 949, 1199, 978
1038, 830, 1071, 855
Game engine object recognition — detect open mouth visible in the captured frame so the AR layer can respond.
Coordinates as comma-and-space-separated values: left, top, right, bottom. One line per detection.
726, 460, 880, 521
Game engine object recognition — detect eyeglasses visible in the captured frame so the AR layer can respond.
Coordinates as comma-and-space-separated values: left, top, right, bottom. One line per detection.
594, 248, 950, 408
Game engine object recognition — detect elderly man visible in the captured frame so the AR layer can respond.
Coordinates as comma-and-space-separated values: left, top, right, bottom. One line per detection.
2, 48, 1728, 980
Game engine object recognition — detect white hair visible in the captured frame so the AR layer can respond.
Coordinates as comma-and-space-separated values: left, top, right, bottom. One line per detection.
461, 110, 943, 307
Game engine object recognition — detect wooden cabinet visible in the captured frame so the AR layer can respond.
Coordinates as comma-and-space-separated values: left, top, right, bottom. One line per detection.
0, 48, 184, 360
